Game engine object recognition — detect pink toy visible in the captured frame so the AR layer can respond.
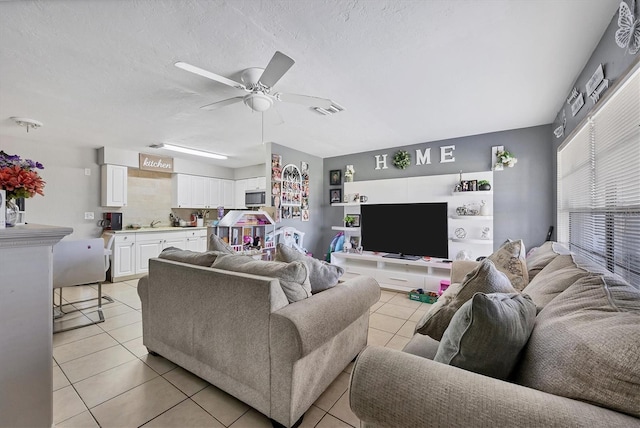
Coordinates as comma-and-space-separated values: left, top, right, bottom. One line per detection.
438, 280, 451, 296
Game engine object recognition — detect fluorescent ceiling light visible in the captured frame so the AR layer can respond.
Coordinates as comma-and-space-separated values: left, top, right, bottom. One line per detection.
153, 143, 227, 160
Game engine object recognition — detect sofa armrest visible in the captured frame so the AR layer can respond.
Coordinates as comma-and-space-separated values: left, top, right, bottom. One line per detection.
350, 346, 639, 428
450, 260, 479, 284
271, 276, 380, 358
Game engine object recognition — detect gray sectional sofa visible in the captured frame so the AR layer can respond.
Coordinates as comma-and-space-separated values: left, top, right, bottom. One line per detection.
350, 242, 640, 427
138, 252, 380, 427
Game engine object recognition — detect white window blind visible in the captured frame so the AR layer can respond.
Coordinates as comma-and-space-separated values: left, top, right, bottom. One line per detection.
557, 66, 640, 287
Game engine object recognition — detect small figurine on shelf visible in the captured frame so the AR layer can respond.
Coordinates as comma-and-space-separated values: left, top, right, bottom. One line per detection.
345, 165, 355, 182
481, 227, 492, 239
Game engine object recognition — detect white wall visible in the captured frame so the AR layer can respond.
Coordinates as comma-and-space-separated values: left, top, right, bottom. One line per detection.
3, 137, 103, 238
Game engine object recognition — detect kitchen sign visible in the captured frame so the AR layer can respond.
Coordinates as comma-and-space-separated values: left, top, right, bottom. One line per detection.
139, 153, 173, 172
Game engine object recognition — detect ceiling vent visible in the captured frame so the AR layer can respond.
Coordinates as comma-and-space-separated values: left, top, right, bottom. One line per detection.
314, 102, 345, 116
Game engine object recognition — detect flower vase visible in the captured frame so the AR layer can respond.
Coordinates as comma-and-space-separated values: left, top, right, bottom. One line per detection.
5, 199, 19, 227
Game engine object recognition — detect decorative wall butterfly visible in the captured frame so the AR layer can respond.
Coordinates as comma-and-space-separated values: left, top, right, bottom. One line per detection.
616, 1, 640, 54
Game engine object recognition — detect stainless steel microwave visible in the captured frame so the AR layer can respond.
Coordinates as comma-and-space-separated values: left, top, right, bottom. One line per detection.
245, 190, 266, 207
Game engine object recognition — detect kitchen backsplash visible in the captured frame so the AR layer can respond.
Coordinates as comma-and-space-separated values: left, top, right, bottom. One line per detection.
121, 169, 173, 228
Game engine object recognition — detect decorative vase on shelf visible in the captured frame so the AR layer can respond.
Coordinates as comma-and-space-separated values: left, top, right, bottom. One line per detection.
5, 199, 19, 227
479, 183, 491, 191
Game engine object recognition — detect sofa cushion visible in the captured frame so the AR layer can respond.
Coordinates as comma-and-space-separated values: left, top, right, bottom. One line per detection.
275, 243, 344, 293
522, 255, 590, 309
212, 254, 312, 303
487, 239, 529, 291
402, 333, 441, 360
158, 247, 222, 267
513, 274, 640, 418
526, 241, 571, 280
434, 292, 536, 380
415, 259, 517, 340
208, 234, 235, 253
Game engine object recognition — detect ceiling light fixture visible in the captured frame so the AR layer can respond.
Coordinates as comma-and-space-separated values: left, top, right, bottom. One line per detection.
243, 93, 273, 112
11, 117, 43, 132
152, 143, 228, 160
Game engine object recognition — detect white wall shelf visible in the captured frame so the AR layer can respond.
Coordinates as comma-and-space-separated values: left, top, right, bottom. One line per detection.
452, 190, 493, 196
331, 226, 361, 233
450, 215, 493, 220
449, 238, 493, 244
331, 202, 362, 207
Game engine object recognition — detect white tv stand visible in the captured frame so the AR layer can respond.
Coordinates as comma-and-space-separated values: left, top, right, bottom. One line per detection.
331, 251, 452, 293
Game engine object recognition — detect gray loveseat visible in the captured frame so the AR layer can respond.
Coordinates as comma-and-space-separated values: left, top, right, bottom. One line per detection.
138, 255, 380, 427
350, 242, 640, 427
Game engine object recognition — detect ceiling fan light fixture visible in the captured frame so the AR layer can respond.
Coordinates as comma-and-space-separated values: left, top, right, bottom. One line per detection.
11, 117, 43, 132
243, 93, 273, 112
152, 143, 228, 160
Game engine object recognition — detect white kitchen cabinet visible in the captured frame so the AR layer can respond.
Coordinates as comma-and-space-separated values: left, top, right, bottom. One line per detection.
234, 179, 247, 209
113, 233, 136, 277
207, 178, 221, 208
101, 164, 128, 207
162, 233, 186, 250
222, 179, 234, 208
190, 175, 207, 208
256, 176, 266, 189
135, 235, 164, 274
172, 174, 192, 208
185, 229, 207, 252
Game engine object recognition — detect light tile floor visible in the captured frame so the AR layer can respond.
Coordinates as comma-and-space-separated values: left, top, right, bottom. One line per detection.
52, 282, 431, 427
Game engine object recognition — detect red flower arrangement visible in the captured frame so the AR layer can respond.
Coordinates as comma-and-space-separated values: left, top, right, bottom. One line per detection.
0, 151, 46, 200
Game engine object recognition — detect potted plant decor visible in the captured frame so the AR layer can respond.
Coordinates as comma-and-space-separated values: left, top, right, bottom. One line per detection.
344, 215, 356, 227
478, 180, 491, 191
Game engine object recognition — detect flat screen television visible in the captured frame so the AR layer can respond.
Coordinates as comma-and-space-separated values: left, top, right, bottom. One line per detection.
360, 203, 448, 260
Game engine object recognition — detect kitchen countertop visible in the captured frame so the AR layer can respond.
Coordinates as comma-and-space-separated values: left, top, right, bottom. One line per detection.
103, 226, 209, 234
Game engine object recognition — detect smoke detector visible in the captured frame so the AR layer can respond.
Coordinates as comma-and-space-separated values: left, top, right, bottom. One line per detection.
11, 117, 43, 132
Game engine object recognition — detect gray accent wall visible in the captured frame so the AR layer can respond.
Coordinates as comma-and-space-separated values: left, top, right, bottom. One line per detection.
552, 7, 640, 148
267, 142, 326, 258
323, 125, 554, 257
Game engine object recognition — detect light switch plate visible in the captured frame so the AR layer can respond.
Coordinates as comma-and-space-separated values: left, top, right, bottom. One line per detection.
84, 212, 94, 220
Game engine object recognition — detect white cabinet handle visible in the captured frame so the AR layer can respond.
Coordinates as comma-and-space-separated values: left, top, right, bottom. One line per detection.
388, 277, 408, 282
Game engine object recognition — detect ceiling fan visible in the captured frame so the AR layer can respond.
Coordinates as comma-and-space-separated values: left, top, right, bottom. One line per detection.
175, 51, 341, 114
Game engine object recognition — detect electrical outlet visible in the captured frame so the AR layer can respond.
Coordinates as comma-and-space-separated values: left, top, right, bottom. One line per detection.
84, 212, 94, 220
85, 168, 91, 176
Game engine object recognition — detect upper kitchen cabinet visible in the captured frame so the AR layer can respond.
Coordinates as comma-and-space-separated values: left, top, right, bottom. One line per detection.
221, 179, 234, 208
101, 165, 128, 207
171, 174, 192, 208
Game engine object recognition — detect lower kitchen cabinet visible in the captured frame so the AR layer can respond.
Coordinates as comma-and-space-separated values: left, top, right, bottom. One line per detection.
106, 228, 207, 281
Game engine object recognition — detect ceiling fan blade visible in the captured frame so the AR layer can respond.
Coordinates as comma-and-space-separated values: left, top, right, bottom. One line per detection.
276, 92, 333, 109
200, 97, 244, 111
259, 51, 295, 88
175, 62, 246, 90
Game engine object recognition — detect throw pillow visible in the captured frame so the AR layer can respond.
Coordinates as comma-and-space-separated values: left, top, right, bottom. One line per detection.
525, 241, 571, 280
487, 239, 529, 291
158, 247, 221, 267
208, 234, 234, 253
434, 292, 537, 380
415, 259, 517, 340
212, 254, 312, 303
275, 243, 344, 293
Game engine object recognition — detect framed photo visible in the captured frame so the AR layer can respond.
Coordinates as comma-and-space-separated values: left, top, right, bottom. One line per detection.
330, 188, 342, 204
329, 170, 341, 185
349, 235, 361, 248
469, 180, 478, 191
350, 214, 361, 227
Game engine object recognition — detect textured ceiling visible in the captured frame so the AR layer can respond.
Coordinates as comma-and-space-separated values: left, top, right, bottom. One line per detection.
0, 0, 619, 168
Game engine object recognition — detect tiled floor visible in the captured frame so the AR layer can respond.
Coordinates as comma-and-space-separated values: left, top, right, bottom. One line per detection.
52, 283, 431, 427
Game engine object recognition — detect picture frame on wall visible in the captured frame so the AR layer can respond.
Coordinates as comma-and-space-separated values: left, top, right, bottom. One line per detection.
350, 214, 361, 227
329, 170, 341, 185
330, 189, 342, 204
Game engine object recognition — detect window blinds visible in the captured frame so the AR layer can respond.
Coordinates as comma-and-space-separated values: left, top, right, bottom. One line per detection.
557, 66, 640, 287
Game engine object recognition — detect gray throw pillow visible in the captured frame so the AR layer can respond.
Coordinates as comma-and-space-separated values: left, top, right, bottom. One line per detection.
158, 247, 221, 267
212, 254, 312, 303
434, 292, 537, 380
208, 234, 235, 253
415, 259, 517, 340
275, 243, 344, 293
